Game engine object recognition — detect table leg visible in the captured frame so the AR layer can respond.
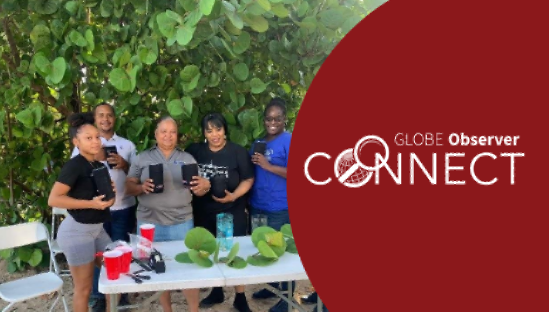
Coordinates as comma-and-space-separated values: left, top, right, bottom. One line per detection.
288, 281, 293, 312
109, 294, 118, 312
317, 296, 323, 312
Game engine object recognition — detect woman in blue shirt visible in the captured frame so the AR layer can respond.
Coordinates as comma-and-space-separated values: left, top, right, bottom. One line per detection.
250, 98, 291, 229
249, 98, 293, 311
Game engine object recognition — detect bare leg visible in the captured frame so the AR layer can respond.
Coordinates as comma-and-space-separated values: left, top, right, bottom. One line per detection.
182, 289, 200, 312
94, 257, 113, 311
69, 261, 95, 312
235, 285, 245, 293
160, 291, 173, 312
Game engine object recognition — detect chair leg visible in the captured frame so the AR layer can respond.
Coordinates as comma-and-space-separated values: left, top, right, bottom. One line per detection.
62, 294, 69, 312
2, 302, 15, 312
59, 286, 69, 312
49, 291, 61, 312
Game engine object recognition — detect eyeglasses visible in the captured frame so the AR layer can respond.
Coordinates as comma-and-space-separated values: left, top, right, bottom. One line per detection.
264, 116, 285, 123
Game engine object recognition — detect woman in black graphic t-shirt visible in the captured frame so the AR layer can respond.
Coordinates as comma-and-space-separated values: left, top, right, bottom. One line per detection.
48, 113, 115, 312
186, 113, 254, 312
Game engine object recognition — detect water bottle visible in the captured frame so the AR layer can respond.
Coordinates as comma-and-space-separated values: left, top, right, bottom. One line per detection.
217, 213, 234, 251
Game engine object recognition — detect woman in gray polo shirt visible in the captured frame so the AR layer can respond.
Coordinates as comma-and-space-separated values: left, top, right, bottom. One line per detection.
126, 116, 210, 312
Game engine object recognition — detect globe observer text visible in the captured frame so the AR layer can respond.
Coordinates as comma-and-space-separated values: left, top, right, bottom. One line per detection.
394, 132, 520, 147
303, 133, 524, 187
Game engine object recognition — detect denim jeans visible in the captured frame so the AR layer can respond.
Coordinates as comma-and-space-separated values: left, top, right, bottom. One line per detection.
91, 205, 137, 300
136, 219, 194, 242
250, 208, 294, 293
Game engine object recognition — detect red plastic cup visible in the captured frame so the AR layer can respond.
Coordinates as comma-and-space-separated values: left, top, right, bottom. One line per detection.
103, 250, 123, 280
115, 246, 133, 273
140, 224, 155, 242
139, 224, 155, 259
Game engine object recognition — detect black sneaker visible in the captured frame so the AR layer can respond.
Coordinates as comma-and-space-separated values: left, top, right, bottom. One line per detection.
89, 298, 106, 312
301, 292, 318, 304
233, 292, 252, 312
252, 288, 277, 299
200, 287, 224, 308
268, 299, 288, 312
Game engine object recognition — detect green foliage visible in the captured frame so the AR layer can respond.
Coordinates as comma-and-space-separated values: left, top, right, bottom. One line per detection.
184, 227, 217, 254
175, 252, 193, 263
248, 225, 289, 266
213, 242, 220, 263
0, 0, 387, 233
281, 224, 293, 239
214, 242, 246, 268
286, 238, 298, 254
188, 249, 213, 267
175, 227, 216, 267
226, 242, 239, 263
227, 256, 247, 269
0, 246, 46, 273
247, 254, 277, 267
280, 224, 298, 254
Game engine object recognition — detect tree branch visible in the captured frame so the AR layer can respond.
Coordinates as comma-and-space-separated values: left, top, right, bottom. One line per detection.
1, 13, 21, 67
1, 53, 16, 71
31, 84, 71, 117
12, 180, 41, 197
6, 106, 14, 206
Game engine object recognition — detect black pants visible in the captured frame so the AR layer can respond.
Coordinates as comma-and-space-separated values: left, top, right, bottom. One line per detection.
194, 207, 248, 237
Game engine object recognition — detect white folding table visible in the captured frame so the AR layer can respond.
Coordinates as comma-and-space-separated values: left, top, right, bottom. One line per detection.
99, 236, 323, 312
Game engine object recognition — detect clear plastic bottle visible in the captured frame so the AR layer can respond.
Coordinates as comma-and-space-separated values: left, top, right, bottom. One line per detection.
216, 213, 234, 251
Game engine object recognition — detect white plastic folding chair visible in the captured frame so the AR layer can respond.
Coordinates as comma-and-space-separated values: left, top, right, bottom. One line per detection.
50, 207, 71, 277
0, 222, 68, 312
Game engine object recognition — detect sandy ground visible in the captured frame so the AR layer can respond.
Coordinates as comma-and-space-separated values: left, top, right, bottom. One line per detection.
0, 259, 316, 312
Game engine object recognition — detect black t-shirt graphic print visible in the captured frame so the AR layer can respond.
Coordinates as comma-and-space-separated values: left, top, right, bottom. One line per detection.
186, 142, 254, 216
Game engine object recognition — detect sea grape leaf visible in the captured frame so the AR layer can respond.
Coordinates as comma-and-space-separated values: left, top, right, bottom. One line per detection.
213, 242, 220, 263
281, 224, 293, 239
271, 241, 287, 257
264, 232, 284, 247
247, 255, 277, 267
175, 252, 193, 263
286, 239, 298, 254
227, 242, 239, 264
251, 226, 277, 246
257, 240, 278, 259
188, 249, 213, 267
184, 227, 217, 254
228, 256, 247, 269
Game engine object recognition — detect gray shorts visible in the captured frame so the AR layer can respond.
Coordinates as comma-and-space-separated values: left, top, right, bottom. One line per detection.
57, 214, 112, 266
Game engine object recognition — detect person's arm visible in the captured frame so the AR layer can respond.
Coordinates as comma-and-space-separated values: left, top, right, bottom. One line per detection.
126, 177, 155, 196
214, 145, 255, 203
251, 153, 287, 178
190, 176, 211, 196
48, 182, 114, 210
125, 154, 152, 195
213, 178, 254, 203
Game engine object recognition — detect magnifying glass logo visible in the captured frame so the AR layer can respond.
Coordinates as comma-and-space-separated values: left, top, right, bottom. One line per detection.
334, 135, 389, 188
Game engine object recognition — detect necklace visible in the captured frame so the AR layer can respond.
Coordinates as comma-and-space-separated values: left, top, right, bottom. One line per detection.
80, 154, 97, 170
